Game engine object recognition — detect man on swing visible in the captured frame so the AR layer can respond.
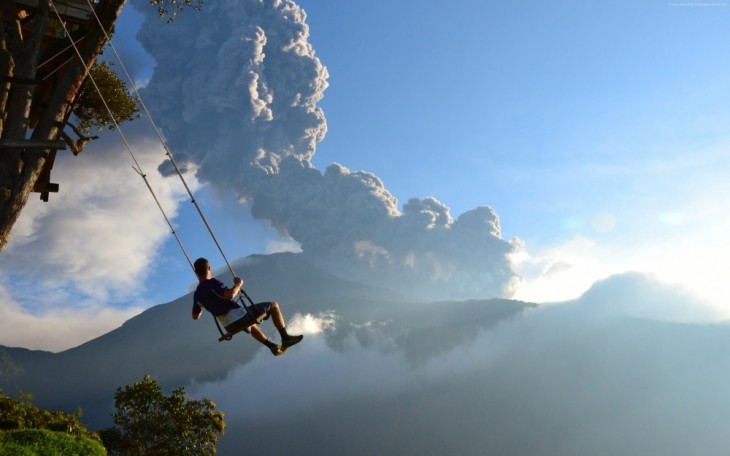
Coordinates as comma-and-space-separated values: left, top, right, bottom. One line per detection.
192, 258, 303, 356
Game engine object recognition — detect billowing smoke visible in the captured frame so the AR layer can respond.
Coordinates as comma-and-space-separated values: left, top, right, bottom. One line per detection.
132, 0, 519, 299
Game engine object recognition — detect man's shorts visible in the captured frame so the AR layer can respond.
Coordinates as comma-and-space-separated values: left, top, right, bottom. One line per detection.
224, 301, 274, 334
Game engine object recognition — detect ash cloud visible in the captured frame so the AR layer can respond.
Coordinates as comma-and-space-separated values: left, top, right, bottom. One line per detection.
132, 0, 519, 299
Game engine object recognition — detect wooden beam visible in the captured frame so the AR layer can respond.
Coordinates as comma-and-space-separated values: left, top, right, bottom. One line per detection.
34, 182, 59, 195
0, 139, 67, 150
14, 0, 93, 23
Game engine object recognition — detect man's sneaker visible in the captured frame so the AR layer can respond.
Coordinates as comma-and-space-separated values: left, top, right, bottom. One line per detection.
281, 334, 303, 349
269, 344, 285, 356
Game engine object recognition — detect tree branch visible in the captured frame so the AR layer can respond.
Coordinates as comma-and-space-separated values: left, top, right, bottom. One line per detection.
62, 121, 98, 155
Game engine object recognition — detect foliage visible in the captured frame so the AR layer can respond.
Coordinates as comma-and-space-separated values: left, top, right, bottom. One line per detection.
99, 375, 225, 456
72, 60, 140, 135
0, 429, 106, 456
63, 60, 141, 154
0, 389, 98, 442
148, 0, 204, 23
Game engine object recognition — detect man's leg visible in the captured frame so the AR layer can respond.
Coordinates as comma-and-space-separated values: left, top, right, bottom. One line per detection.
249, 324, 284, 356
267, 301, 303, 348
268, 301, 286, 330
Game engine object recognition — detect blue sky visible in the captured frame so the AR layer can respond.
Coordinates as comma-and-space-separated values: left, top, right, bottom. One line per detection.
1, 0, 729, 351
303, 0, 730, 251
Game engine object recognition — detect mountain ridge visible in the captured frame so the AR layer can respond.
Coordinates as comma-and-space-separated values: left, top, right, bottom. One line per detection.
0, 252, 533, 428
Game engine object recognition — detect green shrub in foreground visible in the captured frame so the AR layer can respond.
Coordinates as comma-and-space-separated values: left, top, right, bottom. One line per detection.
0, 389, 98, 442
0, 429, 106, 455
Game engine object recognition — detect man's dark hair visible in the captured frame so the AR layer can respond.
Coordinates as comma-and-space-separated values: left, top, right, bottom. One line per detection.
194, 258, 209, 278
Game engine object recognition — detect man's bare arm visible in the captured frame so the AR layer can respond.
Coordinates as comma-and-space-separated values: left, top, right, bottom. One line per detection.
223, 277, 244, 300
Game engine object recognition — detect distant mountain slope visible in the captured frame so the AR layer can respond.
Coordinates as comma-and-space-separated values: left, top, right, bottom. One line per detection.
0, 252, 532, 428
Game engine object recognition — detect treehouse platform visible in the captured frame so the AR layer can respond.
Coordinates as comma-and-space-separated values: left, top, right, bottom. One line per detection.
3, 0, 95, 201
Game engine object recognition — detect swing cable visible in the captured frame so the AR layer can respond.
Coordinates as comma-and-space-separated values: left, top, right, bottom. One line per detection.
49, 1, 258, 340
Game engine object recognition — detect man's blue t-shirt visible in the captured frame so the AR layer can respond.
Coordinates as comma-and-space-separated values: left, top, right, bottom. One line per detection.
193, 278, 239, 317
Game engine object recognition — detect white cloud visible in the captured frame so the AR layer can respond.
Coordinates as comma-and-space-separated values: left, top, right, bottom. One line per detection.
3, 130, 192, 293
511, 236, 616, 304
0, 126, 194, 350
0, 282, 143, 351
512, 214, 730, 320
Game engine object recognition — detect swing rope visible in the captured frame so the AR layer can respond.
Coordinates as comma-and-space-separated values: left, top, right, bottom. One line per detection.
50, 1, 257, 340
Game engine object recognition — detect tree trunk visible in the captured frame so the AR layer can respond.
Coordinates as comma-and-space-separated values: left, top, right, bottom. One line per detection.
0, 0, 127, 252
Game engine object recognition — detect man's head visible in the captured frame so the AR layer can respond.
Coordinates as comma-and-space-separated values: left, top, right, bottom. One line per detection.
194, 258, 210, 279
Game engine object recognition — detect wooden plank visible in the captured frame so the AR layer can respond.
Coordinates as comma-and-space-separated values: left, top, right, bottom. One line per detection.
34, 148, 60, 202
34, 182, 59, 194
14, 0, 93, 22
0, 139, 67, 150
